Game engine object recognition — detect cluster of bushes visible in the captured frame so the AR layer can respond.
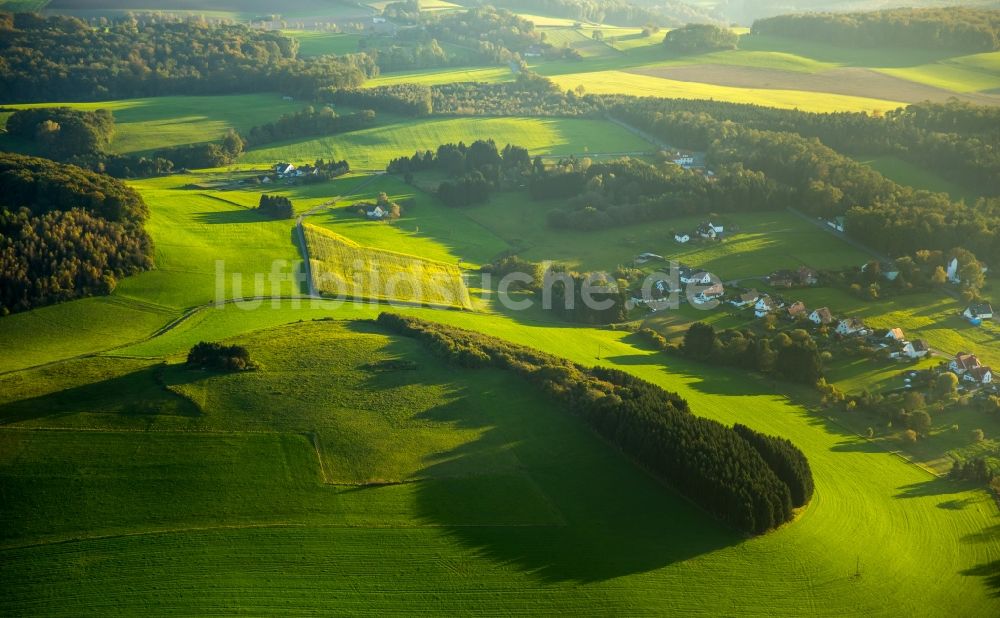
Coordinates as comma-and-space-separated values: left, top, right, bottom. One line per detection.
376, 312, 813, 534
322, 84, 432, 116
0, 13, 365, 102
186, 341, 256, 372
680, 322, 824, 385
663, 23, 738, 54
153, 130, 245, 170
257, 195, 294, 219
0, 153, 152, 314
752, 8, 1000, 53
833, 249, 985, 302
389, 139, 531, 206
3, 107, 114, 160
242, 107, 375, 148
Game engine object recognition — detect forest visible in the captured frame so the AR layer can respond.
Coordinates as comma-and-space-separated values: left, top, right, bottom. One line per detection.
0, 153, 153, 315
662, 23, 738, 54
752, 7, 1000, 52
0, 13, 365, 102
377, 312, 813, 534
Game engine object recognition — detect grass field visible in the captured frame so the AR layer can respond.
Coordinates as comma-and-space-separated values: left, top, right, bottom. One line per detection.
283, 30, 363, 56
3, 308, 998, 613
0, 94, 304, 154
852, 155, 981, 203
462, 195, 868, 274
304, 223, 472, 309
241, 116, 654, 168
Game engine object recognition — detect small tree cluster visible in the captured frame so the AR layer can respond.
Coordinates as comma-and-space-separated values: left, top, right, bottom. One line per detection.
258, 195, 294, 219
187, 341, 256, 372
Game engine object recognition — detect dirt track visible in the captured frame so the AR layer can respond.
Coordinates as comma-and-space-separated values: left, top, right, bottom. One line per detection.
628, 64, 1000, 106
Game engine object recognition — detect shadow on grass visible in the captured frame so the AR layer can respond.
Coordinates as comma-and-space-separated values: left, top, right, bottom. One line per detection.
0, 363, 201, 426
894, 477, 978, 499
348, 320, 742, 583
193, 208, 274, 225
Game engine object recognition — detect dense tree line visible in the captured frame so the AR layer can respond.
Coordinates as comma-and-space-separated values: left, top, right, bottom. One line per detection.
663, 23, 738, 54
322, 84, 433, 116
752, 8, 1000, 53
187, 341, 256, 372
377, 312, 813, 534
0, 153, 152, 314
4, 107, 114, 160
0, 13, 365, 102
257, 195, 294, 219
243, 107, 375, 148
612, 102, 1000, 262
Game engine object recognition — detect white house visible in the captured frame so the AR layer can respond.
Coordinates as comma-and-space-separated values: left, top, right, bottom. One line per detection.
674, 233, 690, 244
366, 205, 386, 219
696, 222, 724, 239
275, 163, 296, 176
809, 307, 834, 325
682, 270, 712, 285
966, 366, 993, 384
835, 318, 867, 336
755, 295, 777, 318
964, 303, 994, 321
901, 339, 930, 359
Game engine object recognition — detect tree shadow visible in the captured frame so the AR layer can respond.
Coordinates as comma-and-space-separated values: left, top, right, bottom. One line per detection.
961, 560, 1000, 597
894, 477, 977, 499
346, 320, 742, 583
0, 363, 201, 426
193, 208, 274, 225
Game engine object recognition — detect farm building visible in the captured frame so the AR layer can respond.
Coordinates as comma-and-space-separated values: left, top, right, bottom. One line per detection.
902, 339, 930, 359
950, 352, 982, 375
964, 303, 993, 321
694, 283, 725, 304
674, 233, 690, 244
730, 289, 760, 308
966, 366, 993, 384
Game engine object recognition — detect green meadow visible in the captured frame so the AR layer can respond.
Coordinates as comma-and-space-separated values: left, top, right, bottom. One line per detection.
0, 94, 304, 153
3, 307, 999, 613
240, 116, 654, 168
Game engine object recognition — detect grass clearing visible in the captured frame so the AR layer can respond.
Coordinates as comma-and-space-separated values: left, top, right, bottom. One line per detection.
283, 30, 363, 56
851, 155, 981, 203
0, 94, 304, 154
241, 116, 653, 168
305, 223, 472, 309
548, 69, 905, 113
